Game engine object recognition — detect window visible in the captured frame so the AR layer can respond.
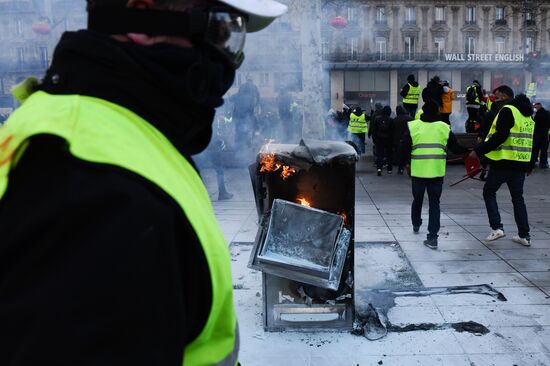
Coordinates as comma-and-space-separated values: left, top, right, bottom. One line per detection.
376, 37, 387, 60
347, 7, 357, 25
16, 47, 25, 65
466, 7, 476, 24
495, 37, 505, 53
434, 37, 445, 59
16, 19, 23, 36
435, 7, 445, 23
526, 11, 532, 21
321, 40, 330, 57
466, 37, 476, 54
526, 37, 534, 52
260, 72, 269, 86
405, 36, 415, 60
376, 7, 386, 25
348, 38, 358, 60
496, 7, 505, 20
38, 46, 49, 68
405, 7, 415, 24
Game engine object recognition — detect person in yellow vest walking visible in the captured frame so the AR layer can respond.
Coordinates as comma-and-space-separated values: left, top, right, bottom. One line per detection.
347, 106, 369, 154
0, 0, 287, 365
469, 85, 535, 246
526, 82, 537, 101
400, 74, 420, 118
401, 100, 468, 249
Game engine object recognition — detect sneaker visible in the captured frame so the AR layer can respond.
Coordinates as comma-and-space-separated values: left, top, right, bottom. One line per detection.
377, 169, 382, 176
413, 226, 420, 234
486, 229, 505, 241
423, 238, 438, 250
398, 169, 404, 175
387, 170, 393, 174
512, 235, 531, 247
218, 191, 234, 201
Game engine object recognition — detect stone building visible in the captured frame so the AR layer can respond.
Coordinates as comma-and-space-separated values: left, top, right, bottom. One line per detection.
0, 0, 85, 112
237, 0, 550, 122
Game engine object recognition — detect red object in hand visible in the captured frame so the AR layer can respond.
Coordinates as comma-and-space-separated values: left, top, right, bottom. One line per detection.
464, 154, 482, 178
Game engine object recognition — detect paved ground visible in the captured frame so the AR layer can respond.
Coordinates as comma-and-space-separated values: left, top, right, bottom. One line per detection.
201, 159, 550, 366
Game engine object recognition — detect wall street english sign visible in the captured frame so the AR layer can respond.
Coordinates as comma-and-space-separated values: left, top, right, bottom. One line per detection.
444, 53, 524, 62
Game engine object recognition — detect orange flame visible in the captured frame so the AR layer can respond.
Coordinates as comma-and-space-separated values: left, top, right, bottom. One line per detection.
281, 166, 296, 180
297, 197, 311, 207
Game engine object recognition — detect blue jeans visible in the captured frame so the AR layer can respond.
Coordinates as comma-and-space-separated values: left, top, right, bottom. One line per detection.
411, 177, 443, 239
483, 167, 530, 238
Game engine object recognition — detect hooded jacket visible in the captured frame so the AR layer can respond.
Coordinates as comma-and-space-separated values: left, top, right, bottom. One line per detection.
0, 31, 218, 365
393, 106, 412, 146
475, 94, 534, 170
400, 81, 419, 100
370, 106, 393, 141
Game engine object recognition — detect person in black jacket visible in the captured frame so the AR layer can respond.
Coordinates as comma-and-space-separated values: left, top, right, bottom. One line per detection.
393, 105, 412, 174
421, 75, 444, 107
370, 105, 394, 175
470, 85, 534, 246
0, 0, 287, 365
531, 102, 550, 169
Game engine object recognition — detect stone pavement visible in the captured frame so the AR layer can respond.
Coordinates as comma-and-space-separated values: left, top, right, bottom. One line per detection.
201, 161, 550, 366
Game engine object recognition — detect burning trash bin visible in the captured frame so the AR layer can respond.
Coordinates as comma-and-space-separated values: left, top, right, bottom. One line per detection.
248, 140, 358, 331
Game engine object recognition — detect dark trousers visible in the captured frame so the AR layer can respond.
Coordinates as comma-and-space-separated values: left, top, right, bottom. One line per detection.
404, 103, 417, 119
483, 167, 530, 238
350, 132, 366, 154
411, 177, 443, 239
375, 139, 393, 170
532, 135, 549, 167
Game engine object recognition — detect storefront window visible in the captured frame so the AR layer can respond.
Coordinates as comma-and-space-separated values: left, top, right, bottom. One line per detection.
461, 70, 483, 92
491, 71, 524, 95
344, 71, 390, 109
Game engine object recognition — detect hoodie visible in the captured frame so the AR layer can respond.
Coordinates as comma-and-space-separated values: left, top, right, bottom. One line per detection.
475, 94, 534, 170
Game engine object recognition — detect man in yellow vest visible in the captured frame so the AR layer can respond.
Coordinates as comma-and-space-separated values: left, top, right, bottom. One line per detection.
400, 74, 420, 118
347, 106, 369, 154
526, 82, 537, 101
470, 85, 535, 247
401, 100, 468, 249
0, 0, 287, 365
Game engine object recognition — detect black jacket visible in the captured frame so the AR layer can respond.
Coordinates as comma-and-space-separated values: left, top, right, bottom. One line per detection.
0, 31, 212, 365
534, 107, 550, 139
392, 106, 412, 146
370, 106, 394, 142
478, 99, 509, 140
401, 113, 468, 164
474, 95, 534, 171
422, 81, 444, 107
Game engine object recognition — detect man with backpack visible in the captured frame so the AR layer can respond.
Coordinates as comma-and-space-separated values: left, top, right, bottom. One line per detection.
466, 80, 483, 132
370, 105, 394, 175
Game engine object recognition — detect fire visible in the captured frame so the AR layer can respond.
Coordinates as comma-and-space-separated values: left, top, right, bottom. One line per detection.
259, 147, 297, 180
297, 197, 311, 207
281, 166, 296, 180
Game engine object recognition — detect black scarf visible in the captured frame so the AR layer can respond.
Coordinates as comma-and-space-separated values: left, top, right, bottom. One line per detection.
39, 30, 235, 156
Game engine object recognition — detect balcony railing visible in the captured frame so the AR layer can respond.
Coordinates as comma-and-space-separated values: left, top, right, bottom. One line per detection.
323, 51, 452, 63
0, 59, 47, 72
495, 19, 507, 25
404, 20, 416, 25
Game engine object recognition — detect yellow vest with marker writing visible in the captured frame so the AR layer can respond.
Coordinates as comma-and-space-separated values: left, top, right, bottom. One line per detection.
347, 112, 368, 134
0, 89, 239, 366
408, 119, 450, 178
403, 83, 420, 105
484, 105, 534, 163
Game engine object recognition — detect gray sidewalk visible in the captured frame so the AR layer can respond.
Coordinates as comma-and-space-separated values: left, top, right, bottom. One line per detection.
202, 162, 550, 366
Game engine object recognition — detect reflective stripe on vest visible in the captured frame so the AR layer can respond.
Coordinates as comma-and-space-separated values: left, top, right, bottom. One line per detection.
0, 91, 239, 366
347, 112, 368, 133
403, 83, 420, 105
408, 119, 450, 178
484, 105, 534, 163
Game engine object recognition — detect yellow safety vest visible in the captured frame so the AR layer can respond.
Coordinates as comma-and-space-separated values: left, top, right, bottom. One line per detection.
408, 119, 450, 178
0, 89, 239, 366
347, 112, 368, 134
414, 108, 423, 121
403, 83, 420, 105
526, 82, 537, 98
485, 105, 534, 163
467, 85, 481, 104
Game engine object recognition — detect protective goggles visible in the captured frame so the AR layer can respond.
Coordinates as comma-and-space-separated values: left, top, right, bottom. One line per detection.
88, 8, 247, 68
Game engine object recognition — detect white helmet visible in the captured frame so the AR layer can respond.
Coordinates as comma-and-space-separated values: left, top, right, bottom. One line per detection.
218, 0, 288, 32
